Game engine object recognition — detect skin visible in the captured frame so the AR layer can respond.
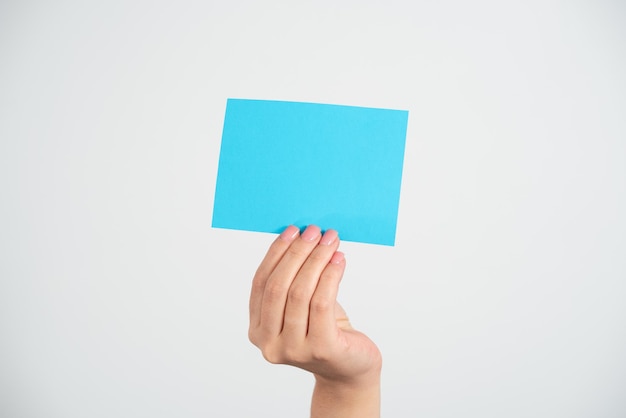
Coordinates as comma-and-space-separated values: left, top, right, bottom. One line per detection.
249, 225, 382, 418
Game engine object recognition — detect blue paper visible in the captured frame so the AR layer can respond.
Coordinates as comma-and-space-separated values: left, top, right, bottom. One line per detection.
212, 98, 409, 246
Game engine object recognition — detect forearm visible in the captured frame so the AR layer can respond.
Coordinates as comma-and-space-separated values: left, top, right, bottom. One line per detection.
311, 372, 381, 418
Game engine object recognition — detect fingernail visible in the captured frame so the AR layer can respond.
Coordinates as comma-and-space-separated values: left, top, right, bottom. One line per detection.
320, 229, 338, 246
279, 225, 299, 242
330, 251, 345, 265
301, 225, 321, 242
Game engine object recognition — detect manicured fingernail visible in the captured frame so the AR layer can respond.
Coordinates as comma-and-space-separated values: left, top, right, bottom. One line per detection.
301, 225, 321, 242
320, 229, 338, 246
330, 251, 345, 265
279, 225, 299, 242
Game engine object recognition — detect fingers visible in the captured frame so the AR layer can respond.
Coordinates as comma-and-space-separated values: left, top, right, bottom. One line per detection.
250, 224, 346, 352
258, 225, 322, 336
249, 225, 300, 326
308, 251, 346, 341
282, 229, 340, 337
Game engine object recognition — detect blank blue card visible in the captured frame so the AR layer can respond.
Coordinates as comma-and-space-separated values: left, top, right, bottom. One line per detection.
212, 98, 409, 246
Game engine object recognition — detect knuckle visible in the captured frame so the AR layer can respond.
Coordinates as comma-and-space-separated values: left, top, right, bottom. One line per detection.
261, 341, 308, 366
261, 346, 285, 365
310, 297, 332, 314
285, 244, 311, 259
251, 277, 266, 293
288, 285, 310, 304
307, 249, 329, 263
265, 282, 289, 302
282, 345, 303, 364
252, 271, 266, 286
310, 347, 332, 363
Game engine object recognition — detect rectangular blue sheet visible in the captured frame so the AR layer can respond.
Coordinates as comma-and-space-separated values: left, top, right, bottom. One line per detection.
212, 98, 409, 246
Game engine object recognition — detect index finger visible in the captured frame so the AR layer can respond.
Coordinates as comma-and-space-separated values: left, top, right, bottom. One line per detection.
249, 225, 300, 326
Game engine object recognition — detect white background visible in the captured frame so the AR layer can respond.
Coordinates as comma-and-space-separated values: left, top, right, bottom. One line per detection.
1, 1, 625, 417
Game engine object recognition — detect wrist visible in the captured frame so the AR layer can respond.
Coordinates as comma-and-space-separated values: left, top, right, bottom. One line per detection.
311, 369, 381, 418
313, 362, 381, 391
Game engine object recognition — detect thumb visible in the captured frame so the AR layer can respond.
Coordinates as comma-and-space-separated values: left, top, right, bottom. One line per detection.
334, 301, 353, 330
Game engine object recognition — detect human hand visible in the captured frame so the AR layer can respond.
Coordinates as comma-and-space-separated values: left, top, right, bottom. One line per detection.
248, 225, 381, 417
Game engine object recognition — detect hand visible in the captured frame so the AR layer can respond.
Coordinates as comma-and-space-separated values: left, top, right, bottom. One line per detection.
248, 225, 382, 417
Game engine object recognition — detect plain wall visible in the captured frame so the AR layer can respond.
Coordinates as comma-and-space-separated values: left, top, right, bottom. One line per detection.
1, 1, 625, 417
